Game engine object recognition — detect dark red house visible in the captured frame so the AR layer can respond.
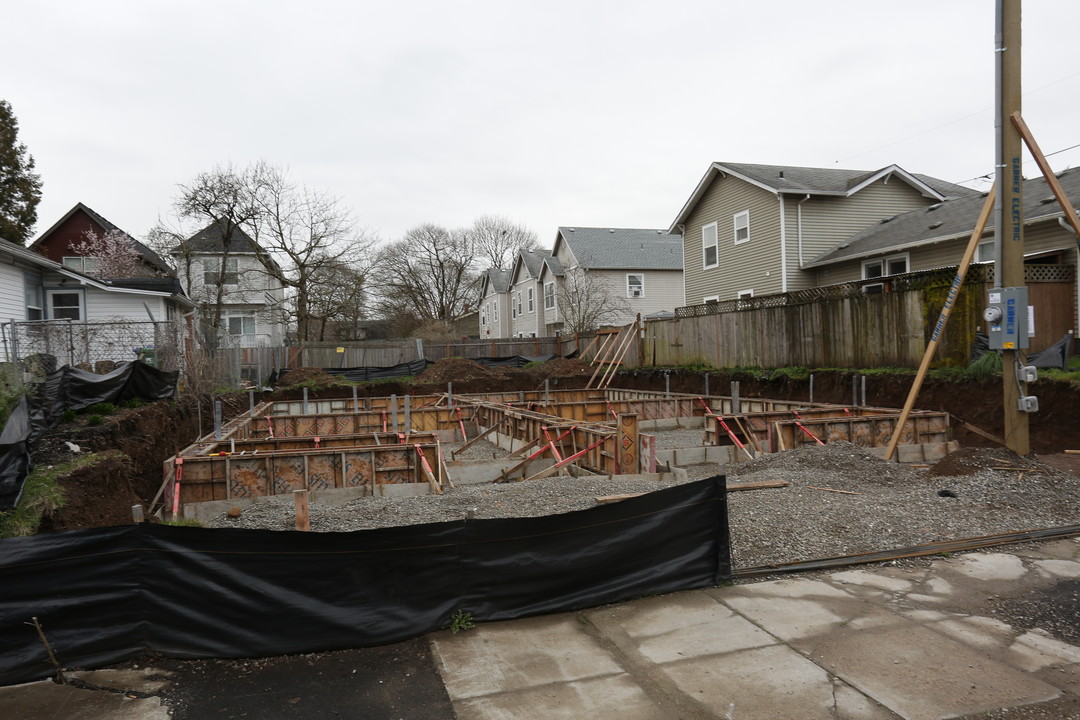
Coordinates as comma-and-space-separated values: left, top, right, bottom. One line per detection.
29, 202, 172, 277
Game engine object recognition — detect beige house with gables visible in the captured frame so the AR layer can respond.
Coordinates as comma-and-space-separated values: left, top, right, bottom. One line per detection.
668, 162, 976, 305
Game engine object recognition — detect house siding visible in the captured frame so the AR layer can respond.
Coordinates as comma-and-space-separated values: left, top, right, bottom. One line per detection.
682, 175, 782, 304
789, 180, 937, 292
0, 263, 25, 322
84, 289, 167, 322
33, 210, 107, 265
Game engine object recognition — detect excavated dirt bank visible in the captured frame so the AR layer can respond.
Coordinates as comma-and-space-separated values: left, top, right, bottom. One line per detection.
25, 366, 1080, 534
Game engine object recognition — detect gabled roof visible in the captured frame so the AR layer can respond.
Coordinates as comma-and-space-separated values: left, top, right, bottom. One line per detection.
668, 162, 978, 232
805, 167, 1080, 268
554, 227, 683, 271
30, 202, 172, 274
0, 236, 193, 306
480, 268, 512, 295
542, 256, 564, 278
179, 223, 262, 254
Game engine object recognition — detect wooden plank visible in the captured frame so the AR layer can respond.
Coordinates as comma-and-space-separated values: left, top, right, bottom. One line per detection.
595, 480, 789, 503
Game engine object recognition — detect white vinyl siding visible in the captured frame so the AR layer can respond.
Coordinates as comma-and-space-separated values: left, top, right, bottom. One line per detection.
0, 264, 30, 322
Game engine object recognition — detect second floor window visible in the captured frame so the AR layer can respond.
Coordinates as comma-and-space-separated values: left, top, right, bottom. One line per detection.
733, 211, 750, 245
528, 287, 534, 312
627, 274, 644, 298
62, 257, 102, 275
204, 257, 239, 286
702, 222, 718, 268
544, 282, 556, 310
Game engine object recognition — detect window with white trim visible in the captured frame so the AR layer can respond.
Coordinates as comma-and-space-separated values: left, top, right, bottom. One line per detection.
203, 257, 239, 286
62, 256, 102, 275
481, 307, 487, 326
733, 210, 750, 245
976, 241, 994, 263
703, 295, 720, 305
863, 254, 909, 279
702, 222, 718, 269
626, 273, 644, 298
737, 289, 754, 299
228, 314, 256, 335
511, 293, 517, 319
527, 287, 534, 312
544, 282, 556, 310
24, 273, 43, 321
47, 289, 83, 321
516, 291, 523, 316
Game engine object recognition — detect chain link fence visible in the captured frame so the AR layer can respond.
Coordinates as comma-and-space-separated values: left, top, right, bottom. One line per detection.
4, 319, 185, 373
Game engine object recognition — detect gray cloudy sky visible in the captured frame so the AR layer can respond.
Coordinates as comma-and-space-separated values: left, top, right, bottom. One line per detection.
8, 1, 1080, 249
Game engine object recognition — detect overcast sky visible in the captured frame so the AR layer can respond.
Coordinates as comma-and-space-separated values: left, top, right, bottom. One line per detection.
7, 1, 1080, 251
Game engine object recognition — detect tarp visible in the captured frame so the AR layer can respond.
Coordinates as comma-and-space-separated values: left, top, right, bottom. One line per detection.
971, 332, 1074, 370
0, 361, 178, 511
322, 358, 433, 383
471, 354, 558, 368
0, 476, 730, 686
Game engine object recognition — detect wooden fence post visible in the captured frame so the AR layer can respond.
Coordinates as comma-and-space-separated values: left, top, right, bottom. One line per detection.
294, 490, 310, 531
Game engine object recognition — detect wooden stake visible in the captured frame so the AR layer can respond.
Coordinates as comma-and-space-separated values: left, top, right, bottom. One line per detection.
884, 187, 997, 461
805, 485, 860, 495
29, 617, 66, 684
293, 489, 310, 531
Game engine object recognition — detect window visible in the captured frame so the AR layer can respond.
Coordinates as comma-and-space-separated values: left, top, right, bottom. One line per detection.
626, 273, 644, 298
527, 287, 534, 313
228, 314, 256, 335
62, 256, 102, 275
733, 211, 750, 245
481, 307, 487, 326
203, 257, 239, 286
863, 253, 909, 279
47, 289, 83, 321
24, 274, 43, 320
516, 292, 523, 316
492, 301, 498, 323
863, 253, 909, 294
976, 241, 994, 263
703, 295, 720, 305
736, 289, 754, 309
544, 282, 556, 310
737, 289, 754, 299
702, 222, 718, 269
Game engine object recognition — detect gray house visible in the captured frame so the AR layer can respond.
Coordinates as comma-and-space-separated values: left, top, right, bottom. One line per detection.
668, 162, 976, 305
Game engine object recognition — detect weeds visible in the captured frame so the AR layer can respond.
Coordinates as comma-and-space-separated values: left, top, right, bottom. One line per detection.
120, 397, 146, 409
0, 453, 115, 537
447, 609, 475, 633
84, 402, 117, 415
86, 414, 103, 426
161, 518, 205, 528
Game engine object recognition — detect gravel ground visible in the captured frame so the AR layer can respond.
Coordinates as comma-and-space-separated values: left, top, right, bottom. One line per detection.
210, 440, 1080, 571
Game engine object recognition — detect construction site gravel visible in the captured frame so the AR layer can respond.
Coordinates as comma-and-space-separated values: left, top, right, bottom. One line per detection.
210, 438, 1080, 570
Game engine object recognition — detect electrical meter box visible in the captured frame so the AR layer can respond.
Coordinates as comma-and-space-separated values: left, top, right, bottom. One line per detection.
984, 286, 1029, 350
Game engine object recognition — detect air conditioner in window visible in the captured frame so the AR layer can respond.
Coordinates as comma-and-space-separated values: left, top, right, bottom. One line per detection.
630, 289, 642, 298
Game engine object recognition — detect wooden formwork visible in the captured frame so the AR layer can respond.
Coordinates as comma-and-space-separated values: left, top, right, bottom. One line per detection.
705, 407, 951, 455
170, 437, 444, 508
199, 431, 440, 455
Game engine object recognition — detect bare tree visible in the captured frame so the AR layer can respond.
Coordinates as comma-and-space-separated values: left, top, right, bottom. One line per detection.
374, 223, 478, 332
244, 163, 376, 342
467, 214, 539, 270
68, 228, 147, 278
306, 260, 367, 341
556, 267, 629, 334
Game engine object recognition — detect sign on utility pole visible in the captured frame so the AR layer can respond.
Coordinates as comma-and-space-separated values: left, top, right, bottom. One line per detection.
993, 0, 1031, 455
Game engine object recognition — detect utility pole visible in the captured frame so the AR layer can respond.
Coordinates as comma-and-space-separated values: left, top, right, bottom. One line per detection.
995, 0, 1030, 455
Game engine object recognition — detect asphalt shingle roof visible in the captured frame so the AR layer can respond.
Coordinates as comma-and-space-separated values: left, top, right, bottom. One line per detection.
180, 223, 261, 254
806, 168, 1080, 267
484, 268, 512, 293
720, 162, 976, 199
557, 227, 683, 270
518, 249, 546, 278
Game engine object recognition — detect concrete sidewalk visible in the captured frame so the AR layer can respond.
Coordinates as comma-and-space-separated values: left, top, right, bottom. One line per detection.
432, 538, 1080, 719
5, 539, 1080, 719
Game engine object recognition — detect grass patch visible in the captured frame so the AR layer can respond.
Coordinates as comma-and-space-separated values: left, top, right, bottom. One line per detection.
161, 517, 205, 528
84, 402, 117, 415
85, 414, 103, 426
0, 452, 111, 538
120, 397, 146, 409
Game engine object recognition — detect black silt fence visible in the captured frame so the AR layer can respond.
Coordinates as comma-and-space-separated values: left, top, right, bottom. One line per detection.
0, 477, 730, 686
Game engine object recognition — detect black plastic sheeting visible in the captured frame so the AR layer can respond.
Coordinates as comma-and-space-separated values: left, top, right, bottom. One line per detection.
971, 332, 1074, 369
0, 477, 730, 686
471, 354, 558, 368
0, 362, 178, 512
321, 358, 433, 383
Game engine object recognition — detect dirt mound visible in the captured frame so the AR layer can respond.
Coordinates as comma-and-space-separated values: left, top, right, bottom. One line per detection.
276, 367, 340, 387
927, 447, 1040, 477
415, 358, 507, 384
728, 441, 918, 485
528, 357, 595, 380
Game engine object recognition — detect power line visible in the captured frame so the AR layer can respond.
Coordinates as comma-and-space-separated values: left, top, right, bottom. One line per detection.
951, 140, 1080, 186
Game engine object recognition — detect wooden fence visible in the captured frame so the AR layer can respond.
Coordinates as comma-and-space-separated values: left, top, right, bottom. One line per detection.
651, 264, 1075, 369
297, 335, 601, 368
